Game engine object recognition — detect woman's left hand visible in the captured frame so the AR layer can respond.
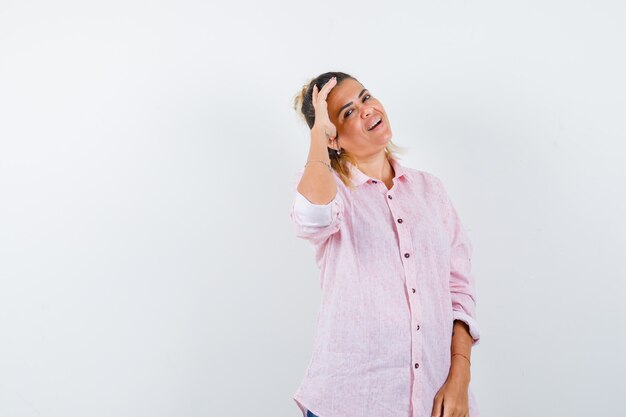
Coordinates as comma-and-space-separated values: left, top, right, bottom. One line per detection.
430, 372, 470, 417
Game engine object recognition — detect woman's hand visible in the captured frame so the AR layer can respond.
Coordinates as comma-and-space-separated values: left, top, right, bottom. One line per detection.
430, 372, 470, 417
311, 77, 338, 144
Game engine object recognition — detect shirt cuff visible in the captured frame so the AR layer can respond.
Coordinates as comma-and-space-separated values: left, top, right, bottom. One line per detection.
453, 310, 481, 346
292, 190, 336, 227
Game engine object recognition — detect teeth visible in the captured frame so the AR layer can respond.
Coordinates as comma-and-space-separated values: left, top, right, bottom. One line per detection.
368, 117, 382, 130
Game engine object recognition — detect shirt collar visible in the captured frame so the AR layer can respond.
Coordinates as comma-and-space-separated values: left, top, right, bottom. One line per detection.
346, 157, 410, 188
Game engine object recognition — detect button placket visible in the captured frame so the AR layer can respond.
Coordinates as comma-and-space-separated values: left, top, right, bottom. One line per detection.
390, 190, 424, 405
387, 185, 423, 396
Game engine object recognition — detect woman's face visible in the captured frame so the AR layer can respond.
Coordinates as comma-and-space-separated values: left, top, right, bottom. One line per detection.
326, 78, 392, 157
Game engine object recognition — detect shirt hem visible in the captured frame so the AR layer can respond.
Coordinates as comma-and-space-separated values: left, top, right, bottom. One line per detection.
293, 393, 322, 417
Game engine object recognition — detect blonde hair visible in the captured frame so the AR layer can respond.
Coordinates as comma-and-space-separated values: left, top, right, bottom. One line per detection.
293, 71, 407, 190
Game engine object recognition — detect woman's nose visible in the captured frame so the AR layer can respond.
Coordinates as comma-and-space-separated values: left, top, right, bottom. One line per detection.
361, 106, 373, 118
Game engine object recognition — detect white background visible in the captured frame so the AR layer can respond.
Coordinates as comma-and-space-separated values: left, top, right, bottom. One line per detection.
1, 1, 625, 416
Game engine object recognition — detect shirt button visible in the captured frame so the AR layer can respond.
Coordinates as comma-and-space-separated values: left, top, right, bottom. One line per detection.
414, 363, 419, 369
388, 195, 393, 199
404, 253, 410, 258
412, 288, 416, 293
416, 324, 420, 330
397, 218, 403, 223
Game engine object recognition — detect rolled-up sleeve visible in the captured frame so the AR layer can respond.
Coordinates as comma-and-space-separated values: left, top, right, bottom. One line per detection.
436, 176, 481, 346
289, 169, 345, 247
289, 189, 345, 245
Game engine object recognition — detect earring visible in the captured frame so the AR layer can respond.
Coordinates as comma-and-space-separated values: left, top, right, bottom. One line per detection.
333, 138, 341, 155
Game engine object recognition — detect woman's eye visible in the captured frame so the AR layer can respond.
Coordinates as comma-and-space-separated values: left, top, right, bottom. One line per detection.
344, 95, 371, 119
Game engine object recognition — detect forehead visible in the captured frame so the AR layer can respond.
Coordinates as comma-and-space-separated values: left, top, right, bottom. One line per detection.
327, 78, 366, 112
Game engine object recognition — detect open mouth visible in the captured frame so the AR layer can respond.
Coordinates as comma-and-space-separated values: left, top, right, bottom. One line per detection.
367, 117, 383, 131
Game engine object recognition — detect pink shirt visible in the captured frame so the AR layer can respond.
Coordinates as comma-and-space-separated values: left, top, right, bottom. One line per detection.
289, 157, 481, 417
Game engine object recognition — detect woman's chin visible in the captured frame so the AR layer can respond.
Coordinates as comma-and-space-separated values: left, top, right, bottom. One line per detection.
378, 129, 393, 143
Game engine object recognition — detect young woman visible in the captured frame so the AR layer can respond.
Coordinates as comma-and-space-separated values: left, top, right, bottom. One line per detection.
289, 71, 481, 417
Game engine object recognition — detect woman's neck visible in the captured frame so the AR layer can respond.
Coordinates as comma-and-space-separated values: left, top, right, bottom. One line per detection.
355, 155, 394, 183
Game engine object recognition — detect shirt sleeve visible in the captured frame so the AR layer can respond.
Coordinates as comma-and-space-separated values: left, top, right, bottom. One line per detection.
435, 176, 481, 346
289, 171, 345, 246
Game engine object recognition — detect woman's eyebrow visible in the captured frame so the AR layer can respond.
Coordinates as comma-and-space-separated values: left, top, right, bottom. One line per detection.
337, 89, 368, 117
